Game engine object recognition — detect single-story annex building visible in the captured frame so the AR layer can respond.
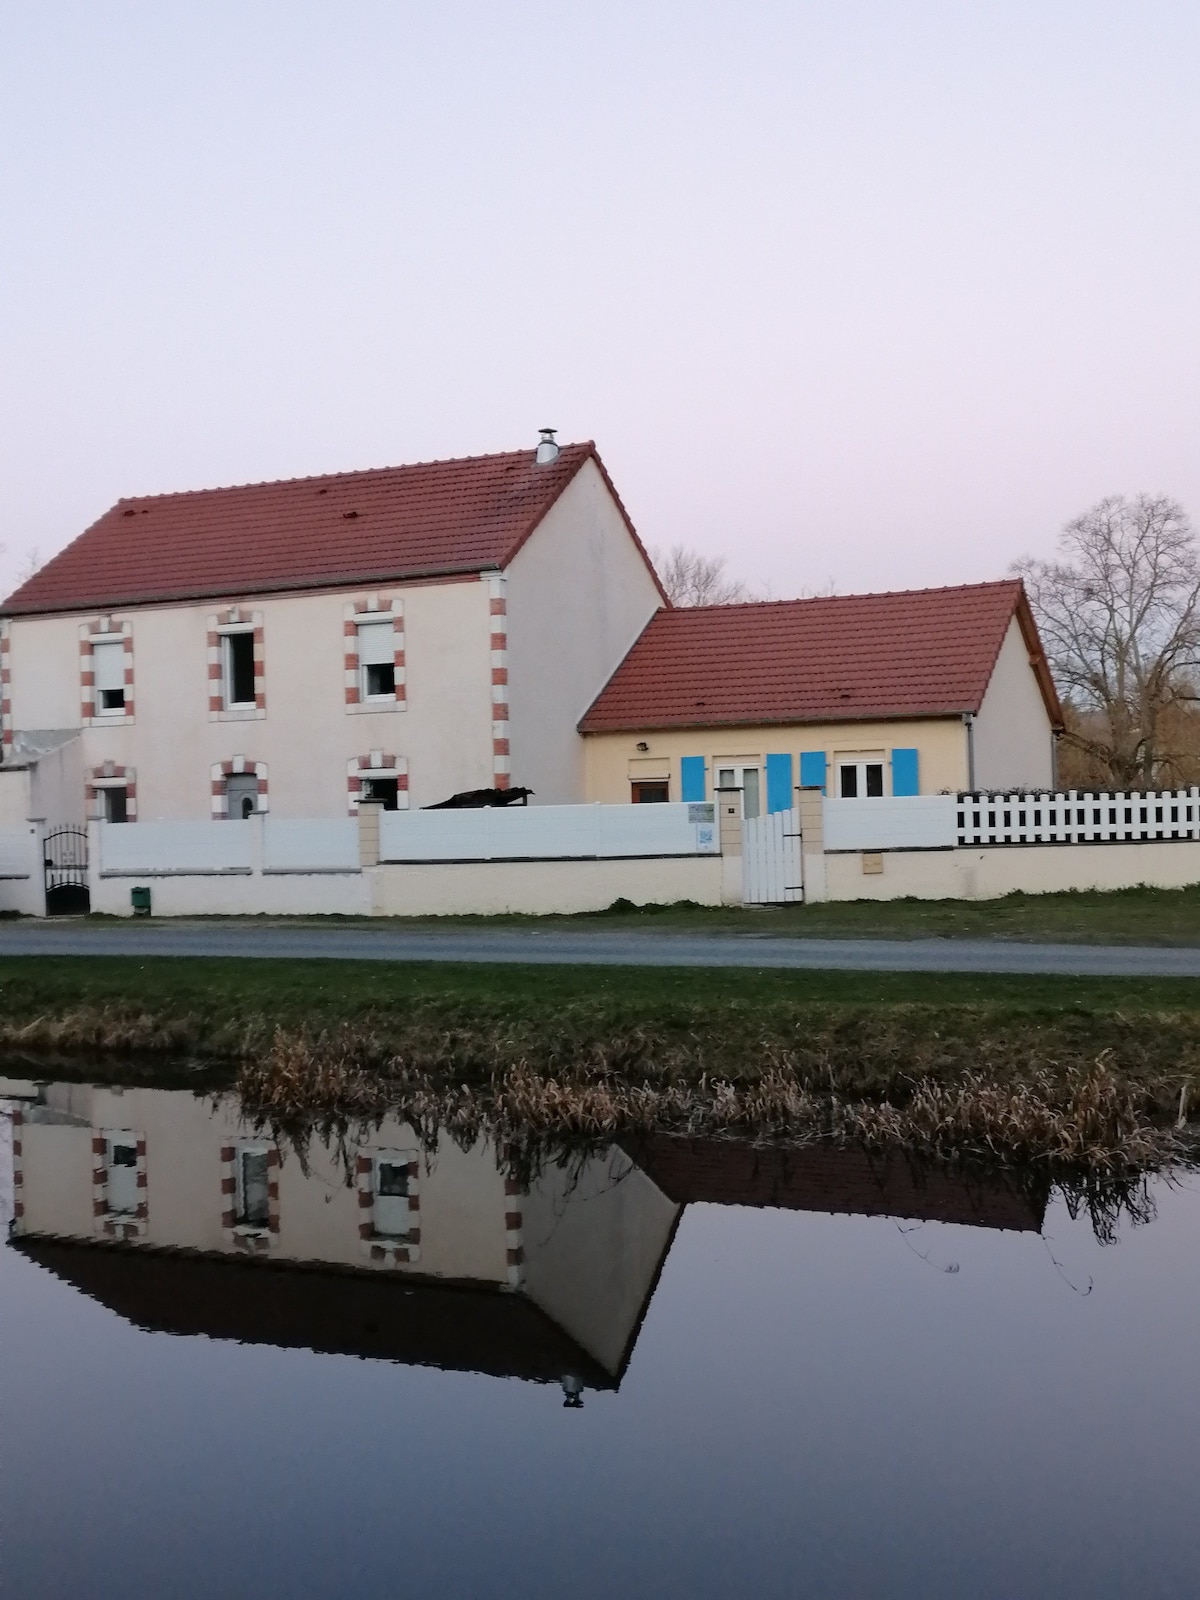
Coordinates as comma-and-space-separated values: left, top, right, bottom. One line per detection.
579, 580, 1063, 812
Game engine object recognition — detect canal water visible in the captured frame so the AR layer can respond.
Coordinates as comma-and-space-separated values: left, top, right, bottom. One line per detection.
2, 1078, 1198, 1599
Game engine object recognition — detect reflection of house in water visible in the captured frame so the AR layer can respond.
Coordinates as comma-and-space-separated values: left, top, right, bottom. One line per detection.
6, 1084, 1047, 1400
7, 1083, 680, 1402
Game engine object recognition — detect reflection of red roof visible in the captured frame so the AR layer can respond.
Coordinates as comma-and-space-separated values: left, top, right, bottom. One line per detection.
581, 581, 1062, 731
623, 1136, 1047, 1232
4, 442, 656, 615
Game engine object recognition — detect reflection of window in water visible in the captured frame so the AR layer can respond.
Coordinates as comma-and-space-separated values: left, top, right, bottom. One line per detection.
106, 1136, 139, 1215
236, 1148, 270, 1228
373, 1156, 410, 1238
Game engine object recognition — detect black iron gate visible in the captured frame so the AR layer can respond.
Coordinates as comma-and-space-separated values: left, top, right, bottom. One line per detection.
44, 825, 90, 915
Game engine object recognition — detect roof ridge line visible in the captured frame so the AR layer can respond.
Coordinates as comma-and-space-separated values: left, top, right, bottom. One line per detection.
114, 441, 596, 506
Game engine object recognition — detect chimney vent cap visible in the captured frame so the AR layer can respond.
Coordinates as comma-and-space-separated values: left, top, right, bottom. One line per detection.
535, 428, 560, 465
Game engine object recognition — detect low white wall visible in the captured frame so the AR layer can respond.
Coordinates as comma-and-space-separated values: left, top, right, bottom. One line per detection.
379, 801, 717, 863
89, 869, 371, 918
90, 815, 369, 917
369, 854, 724, 916
0, 824, 45, 916
825, 838, 1200, 902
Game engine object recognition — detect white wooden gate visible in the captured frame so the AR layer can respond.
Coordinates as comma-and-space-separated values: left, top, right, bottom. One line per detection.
742, 807, 803, 903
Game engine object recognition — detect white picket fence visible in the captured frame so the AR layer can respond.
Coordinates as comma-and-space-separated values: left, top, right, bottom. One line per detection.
378, 802, 718, 863
955, 789, 1200, 847
743, 807, 803, 903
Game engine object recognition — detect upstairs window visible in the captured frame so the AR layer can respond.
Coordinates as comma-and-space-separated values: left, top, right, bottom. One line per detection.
105, 1133, 139, 1215
235, 1147, 270, 1229
93, 640, 126, 714
357, 621, 395, 701
223, 631, 256, 709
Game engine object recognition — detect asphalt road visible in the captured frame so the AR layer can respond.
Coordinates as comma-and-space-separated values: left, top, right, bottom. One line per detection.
0, 920, 1199, 976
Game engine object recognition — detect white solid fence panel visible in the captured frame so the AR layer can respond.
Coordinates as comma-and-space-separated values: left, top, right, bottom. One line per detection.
263, 818, 359, 872
99, 820, 254, 874
378, 802, 718, 862
955, 789, 1200, 846
743, 807, 803, 903
823, 796, 958, 852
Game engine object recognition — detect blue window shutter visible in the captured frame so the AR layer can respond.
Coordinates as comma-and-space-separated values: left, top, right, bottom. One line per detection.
765, 753, 793, 813
799, 750, 827, 794
680, 756, 706, 802
891, 747, 920, 796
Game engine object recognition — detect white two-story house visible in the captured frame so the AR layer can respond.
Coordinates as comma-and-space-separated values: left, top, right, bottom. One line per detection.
0, 434, 664, 825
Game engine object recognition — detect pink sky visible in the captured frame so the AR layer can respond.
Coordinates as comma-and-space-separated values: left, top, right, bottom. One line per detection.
2, 2, 1198, 601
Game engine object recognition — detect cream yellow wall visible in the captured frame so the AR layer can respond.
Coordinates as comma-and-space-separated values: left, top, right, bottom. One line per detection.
583, 719, 971, 804
7, 577, 495, 821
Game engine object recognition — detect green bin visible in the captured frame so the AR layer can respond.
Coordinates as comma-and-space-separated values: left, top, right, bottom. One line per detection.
131, 886, 152, 917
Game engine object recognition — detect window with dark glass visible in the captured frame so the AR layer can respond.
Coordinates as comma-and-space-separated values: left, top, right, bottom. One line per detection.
237, 1149, 270, 1228
361, 776, 399, 809
223, 631, 256, 708
357, 622, 395, 700
93, 640, 126, 713
103, 787, 128, 824
631, 781, 669, 803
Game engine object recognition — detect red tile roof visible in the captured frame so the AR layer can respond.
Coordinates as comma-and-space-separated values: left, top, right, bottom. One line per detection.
580, 580, 1062, 731
3, 442, 655, 615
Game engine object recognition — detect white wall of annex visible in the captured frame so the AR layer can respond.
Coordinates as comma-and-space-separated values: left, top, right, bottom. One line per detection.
505, 459, 663, 803
10, 580, 496, 821
972, 617, 1055, 791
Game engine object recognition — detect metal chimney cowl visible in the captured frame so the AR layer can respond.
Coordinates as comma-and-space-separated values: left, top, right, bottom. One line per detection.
535, 428, 559, 465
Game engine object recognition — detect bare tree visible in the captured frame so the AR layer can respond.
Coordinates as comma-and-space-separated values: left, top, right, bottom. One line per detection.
1014, 494, 1200, 788
16, 547, 42, 584
654, 544, 753, 607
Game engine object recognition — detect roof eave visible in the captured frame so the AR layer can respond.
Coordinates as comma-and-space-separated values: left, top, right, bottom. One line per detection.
0, 559, 501, 620
579, 708, 978, 735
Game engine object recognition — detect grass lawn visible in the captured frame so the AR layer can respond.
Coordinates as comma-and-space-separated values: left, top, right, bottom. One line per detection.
205, 882, 1200, 945
0, 952, 1197, 1053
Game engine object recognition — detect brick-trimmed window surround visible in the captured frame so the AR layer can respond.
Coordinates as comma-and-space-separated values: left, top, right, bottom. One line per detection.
344, 597, 406, 712
488, 573, 510, 790
87, 762, 138, 822
504, 1168, 525, 1289
347, 751, 408, 815
207, 607, 265, 721
221, 1140, 279, 1251
0, 619, 11, 756
10, 1107, 23, 1226
93, 1128, 148, 1241
355, 1148, 421, 1266
211, 756, 268, 818
79, 618, 135, 727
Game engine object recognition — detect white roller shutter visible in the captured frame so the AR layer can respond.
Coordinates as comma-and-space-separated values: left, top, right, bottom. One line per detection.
93, 640, 125, 691
357, 621, 393, 665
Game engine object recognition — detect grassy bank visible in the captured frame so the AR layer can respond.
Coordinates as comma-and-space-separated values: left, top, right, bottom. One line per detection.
338, 882, 1200, 944
1, 955, 1198, 1171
